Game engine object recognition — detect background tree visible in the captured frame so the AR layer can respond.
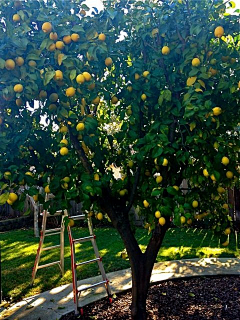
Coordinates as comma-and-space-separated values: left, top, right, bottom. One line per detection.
0, 0, 240, 319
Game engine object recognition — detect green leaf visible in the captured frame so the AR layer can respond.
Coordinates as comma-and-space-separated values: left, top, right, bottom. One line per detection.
152, 147, 163, 158
151, 188, 162, 197
71, 25, 84, 32
0, 193, 9, 205
0, 58, 5, 69
43, 70, 55, 86
69, 69, 76, 80
59, 108, 69, 118
167, 186, 178, 196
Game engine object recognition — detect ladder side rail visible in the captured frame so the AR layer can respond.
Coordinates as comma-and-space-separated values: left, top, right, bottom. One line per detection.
88, 216, 112, 296
31, 208, 48, 285
67, 225, 80, 315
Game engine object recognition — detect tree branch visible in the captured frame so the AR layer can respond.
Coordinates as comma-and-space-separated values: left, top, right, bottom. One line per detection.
68, 127, 93, 175
125, 166, 141, 214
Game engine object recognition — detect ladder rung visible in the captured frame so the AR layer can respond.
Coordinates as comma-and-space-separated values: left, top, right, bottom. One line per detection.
42, 244, 61, 251
73, 235, 95, 244
40, 210, 64, 217
76, 257, 101, 267
45, 232, 61, 237
37, 261, 60, 269
70, 215, 85, 220
45, 228, 61, 233
78, 280, 108, 293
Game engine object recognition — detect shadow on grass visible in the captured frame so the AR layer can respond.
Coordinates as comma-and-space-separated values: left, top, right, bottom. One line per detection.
0, 227, 239, 301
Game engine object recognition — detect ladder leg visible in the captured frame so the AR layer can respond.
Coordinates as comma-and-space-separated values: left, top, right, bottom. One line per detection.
67, 225, 80, 315
31, 210, 47, 285
60, 215, 65, 276
88, 217, 112, 297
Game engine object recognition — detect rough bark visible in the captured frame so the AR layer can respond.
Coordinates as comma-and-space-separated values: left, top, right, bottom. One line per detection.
99, 189, 169, 319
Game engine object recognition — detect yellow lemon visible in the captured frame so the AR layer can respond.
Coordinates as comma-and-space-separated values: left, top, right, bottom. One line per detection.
119, 190, 126, 196
5, 59, 15, 70
141, 94, 147, 101
221, 157, 229, 166
226, 171, 233, 179
16, 98, 23, 107
82, 72, 92, 81
210, 174, 216, 181
143, 200, 149, 208
94, 173, 100, 181
60, 147, 69, 155
28, 60, 37, 67
60, 139, 68, 145
143, 71, 150, 77
4, 171, 11, 179
63, 176, 70, 182
15, 57, 24, 66
135, 73, 140, 80
214, 26, 224, 38
55, 41, 65, 50
76, 122, 85, 131
212, 107, 222, 116
76, 74, 85, 84
13, 14, 21, 21
68, 219, 75, 227
14, 84, 23, 93
192, 200, 198, 208
9, 193, 18, 202
98, 33, 106, 41
203, 169, 209, 177
217, 186, 225, 194
97, 213, 103, 220
54, 70, 63, 81
71, 33, 80, 42
159, 217, 166, 226
7, 199, 14, 205
223, 203, 229, 210
49, 32, 58, 40
63, 35, 71, 44
66, 87, 76, 97
162, 46, 170, 55
111, 96, 118, 104
156, 176, 163, 184
155, 211, 161, 218
61, 182, 68, 189
59, 125, 68, 133
42, 22, 52, 33
33, 194, 38, 202
180, 216, 186, 224
48, 43, 56, 51
224, 228, 231, 235
92, 96, 100, 105
162, 158, 168, 166
44, 185, 50, 193
173, 186, 179, 191
192, 58, 200, 67
105, 57, 113, 66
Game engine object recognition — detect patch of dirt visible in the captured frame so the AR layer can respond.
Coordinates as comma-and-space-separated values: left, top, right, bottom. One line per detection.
60, 276, 240, 320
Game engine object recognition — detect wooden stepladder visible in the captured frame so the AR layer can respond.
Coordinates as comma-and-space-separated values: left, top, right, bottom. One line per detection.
31, 196, 68, 285
67, 213, 112, 315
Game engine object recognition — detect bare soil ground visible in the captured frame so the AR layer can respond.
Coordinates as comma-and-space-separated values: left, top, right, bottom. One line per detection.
60, 275, 240, 319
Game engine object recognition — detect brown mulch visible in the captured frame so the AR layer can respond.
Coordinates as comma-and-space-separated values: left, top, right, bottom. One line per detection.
60, 276, 240, 320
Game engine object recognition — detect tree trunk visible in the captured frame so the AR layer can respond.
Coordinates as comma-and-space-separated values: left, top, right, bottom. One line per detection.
131, 256, 151, 320
99, 189, 168, 319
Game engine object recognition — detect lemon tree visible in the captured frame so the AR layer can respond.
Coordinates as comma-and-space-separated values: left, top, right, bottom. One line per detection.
0, 0, 239, 319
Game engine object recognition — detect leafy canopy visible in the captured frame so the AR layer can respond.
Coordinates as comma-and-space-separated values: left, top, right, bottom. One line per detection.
0, 0, 239, 241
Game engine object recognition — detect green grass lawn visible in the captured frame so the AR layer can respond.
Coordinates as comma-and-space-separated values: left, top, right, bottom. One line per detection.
1, 226, 239, 302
